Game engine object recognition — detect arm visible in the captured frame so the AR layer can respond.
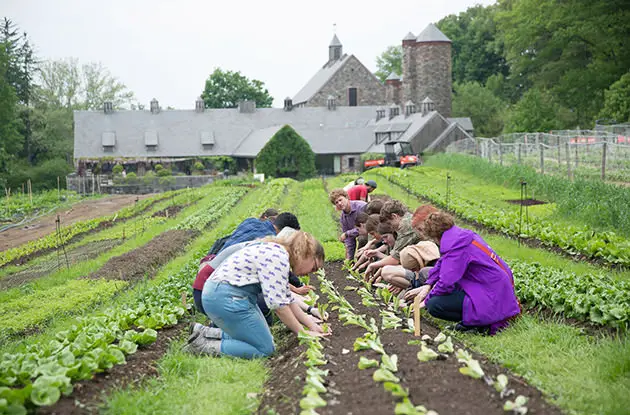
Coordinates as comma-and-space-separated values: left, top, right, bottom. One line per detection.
275, 305, 305, 334
426, 248, 469, 300
289, 302, 320, 331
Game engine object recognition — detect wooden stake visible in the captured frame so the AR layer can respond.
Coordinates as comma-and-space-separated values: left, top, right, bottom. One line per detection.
181, 292, 188, 308
414, 295, 422, 336
57, 176, 60, 200
27, 179, 32, 205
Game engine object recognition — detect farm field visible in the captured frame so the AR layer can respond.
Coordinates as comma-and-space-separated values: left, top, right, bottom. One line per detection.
0, 173, 629, 415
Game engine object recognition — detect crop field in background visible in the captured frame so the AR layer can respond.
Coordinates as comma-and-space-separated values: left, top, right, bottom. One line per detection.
0, 164, 629, 415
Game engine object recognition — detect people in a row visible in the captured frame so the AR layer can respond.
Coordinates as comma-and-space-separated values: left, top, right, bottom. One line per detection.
329, 186, 521, 335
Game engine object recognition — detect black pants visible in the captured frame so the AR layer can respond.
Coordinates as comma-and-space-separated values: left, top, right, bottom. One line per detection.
194, 288, 272, 326
425, 290, 465, 322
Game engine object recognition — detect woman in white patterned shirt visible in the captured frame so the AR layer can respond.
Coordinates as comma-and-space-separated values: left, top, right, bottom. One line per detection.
186, 231, 329, 358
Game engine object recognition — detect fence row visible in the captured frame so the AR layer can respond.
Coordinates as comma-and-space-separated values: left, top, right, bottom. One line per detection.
447, 137, 630, 183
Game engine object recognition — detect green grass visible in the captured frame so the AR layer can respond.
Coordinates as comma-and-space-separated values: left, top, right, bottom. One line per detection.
104, 338, 267, 415
425, 153, 630, 236
462, 316, 630, 415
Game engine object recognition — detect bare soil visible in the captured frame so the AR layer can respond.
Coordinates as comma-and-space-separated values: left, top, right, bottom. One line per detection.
85, 230, 198, 282
259, 262, 563, 415
0, 194, 154, 252
37, 322, 187, 415
505, 198, 548, 206
151, 204, 186, 218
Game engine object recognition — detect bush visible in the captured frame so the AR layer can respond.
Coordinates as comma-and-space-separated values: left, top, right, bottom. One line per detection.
255, 125, 316, 180
157, 168, 172, 177
158, 176, 176, 186
143, 171, 156, 185
112, 164, 124, 175
193, 161, 204, 171
125, 172, 138, 184
3, 158, 73, 191
154, 164, 164, 172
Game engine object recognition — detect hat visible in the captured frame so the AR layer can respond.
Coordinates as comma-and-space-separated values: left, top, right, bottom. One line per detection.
366, 180, 377, 189
356, 177, 366, 185
399, 241, 440, 270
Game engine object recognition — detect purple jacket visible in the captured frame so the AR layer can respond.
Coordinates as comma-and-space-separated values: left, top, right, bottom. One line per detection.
425, 226, 520, 334
340, 200, 367, 259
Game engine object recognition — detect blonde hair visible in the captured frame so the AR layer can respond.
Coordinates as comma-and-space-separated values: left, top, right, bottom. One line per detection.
329, 189, 348, 204
264, 231, 324, 270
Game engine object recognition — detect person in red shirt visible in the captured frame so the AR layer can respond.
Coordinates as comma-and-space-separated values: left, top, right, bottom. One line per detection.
347, 180, 377, 201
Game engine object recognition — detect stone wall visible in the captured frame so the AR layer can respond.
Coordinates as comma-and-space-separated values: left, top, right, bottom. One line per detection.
404, 42, 452, 117
307, 56, 386, 107
340, 154, 361, 173
402, 40, 417, 110
385, 80, 402, 106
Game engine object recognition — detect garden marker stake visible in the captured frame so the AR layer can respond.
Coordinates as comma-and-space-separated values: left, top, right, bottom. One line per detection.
446, 173, 452, 211
414, 295, 422, 336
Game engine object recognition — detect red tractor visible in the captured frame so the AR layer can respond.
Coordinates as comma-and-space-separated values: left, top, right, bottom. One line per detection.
363, 141, 420, 170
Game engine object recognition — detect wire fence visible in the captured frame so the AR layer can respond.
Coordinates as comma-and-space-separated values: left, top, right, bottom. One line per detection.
446, 131, 630, 183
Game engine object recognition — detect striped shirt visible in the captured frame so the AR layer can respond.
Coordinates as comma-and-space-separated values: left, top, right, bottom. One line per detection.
210, 242, 293, 310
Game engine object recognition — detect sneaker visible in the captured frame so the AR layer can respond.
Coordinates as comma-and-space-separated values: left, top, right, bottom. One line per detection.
189, 322, 222, 341
182, 336, 221, 356
189, 322, 204, 337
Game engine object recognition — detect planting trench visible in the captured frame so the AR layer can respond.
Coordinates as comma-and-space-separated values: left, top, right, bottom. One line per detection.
259, 262, 562, 415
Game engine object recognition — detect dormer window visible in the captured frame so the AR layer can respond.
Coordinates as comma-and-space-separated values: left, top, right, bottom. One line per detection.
145, 131, 159, 149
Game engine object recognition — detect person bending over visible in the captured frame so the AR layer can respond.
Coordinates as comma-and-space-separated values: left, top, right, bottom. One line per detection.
347, 180, 378, 202
329, 189, 366, 260
404, 208, 521, 335
381, 241, 440, 295
354, 222, 397, 272
185, 231, 330, 358
364, 200, 425, 280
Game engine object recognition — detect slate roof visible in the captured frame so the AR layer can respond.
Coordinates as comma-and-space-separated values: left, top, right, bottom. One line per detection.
329, 34, 342, 47
366, 111, 438, 153
416, 23, 451, 43
447, 117, 474, 131
292, 54, 350, 105
74, 106, 380, 159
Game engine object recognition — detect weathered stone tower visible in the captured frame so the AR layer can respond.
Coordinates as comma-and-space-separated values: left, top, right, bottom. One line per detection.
402, 23, 452, 117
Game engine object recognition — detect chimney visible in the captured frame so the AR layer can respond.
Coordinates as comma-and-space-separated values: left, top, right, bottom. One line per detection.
388, 103, 400, 119
238, 100, 256, 113
421, 97, 435, 115
404, 100, 416, 117
327, 95, 336, 110
103, 101, 113, 114
150, 98, 160, 114
195, 97, 204, 113
376, 107, 386, 121
284, 97, 293, 111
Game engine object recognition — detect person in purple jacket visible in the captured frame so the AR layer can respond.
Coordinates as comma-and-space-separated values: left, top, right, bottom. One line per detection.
329, 189, 367, 260
404, 208, 521, 335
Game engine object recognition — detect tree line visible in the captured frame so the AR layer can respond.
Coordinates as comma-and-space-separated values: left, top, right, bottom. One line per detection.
375, 0, 630, 137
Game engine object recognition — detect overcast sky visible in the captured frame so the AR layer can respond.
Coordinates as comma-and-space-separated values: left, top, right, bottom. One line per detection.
5, 0, 495, 109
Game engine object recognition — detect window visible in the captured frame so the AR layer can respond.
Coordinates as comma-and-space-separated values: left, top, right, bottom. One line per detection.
334, 48, 341, 60
348, 88, 357, 107
348, 157, 355, 168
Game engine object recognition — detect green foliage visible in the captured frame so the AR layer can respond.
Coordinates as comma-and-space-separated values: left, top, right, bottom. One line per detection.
375, 45, 403, 82
598, 72, 630, 123
125, 172, 137, 180
360, 152, 385, 162
154, 164, 163, 172
156, 168, 171, 177
112, 164, 124, 175
0, 43, 22, 179
4, 158, 73, 191
193, 161, 204, 171
255, 125, 316, 180
201, 68, 273, 109
452, 81, 506, 136
503, 88, 575, 133
200, 156, 236, 173
437, 4, 509, 85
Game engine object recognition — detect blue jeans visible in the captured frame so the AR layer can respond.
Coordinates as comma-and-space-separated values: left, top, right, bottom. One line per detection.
202, 281, 275, 359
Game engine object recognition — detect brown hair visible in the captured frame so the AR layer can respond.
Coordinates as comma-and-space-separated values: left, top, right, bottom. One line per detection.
377, 222, 397, 237
365, 199, 385, 215
355, 212, 369, 226
411, 205, 440, 229
379, 199, 407, 222
365, 214, 381, 233
423, 211, 455, 241
260, 208, 279, 220
265, 231, 325, 270
329, 189, 348, 204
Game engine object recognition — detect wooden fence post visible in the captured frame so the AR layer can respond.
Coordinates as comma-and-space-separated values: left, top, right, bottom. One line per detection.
566, 143, 572, 179
601, 142, 607, 181
517, 143, 522, 165
575, 143, 579, 169
540, 143, 545, 174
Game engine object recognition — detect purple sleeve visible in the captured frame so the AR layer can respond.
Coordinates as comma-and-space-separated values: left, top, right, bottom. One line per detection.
425, 260, 442, 286
426, 248, 469, 300
345, 228, 359, 238
344, 237, 357, 260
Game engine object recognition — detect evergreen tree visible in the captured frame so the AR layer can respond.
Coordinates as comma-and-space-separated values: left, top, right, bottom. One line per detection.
255, 125, 316, 180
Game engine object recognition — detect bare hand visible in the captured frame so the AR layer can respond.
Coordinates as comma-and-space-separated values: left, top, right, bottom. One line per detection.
339, 233, 347, 242
403, 285, 431, 303
292, 284, 314, 295
388, 284, 403, 295
306, 328, 331, 337
365, 249, 378, 258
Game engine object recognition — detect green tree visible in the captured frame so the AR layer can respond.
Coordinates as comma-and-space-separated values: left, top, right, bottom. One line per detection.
598, 72, 630, 123
504, 88, 575, 133
452, 81, 506, 137
375, 45, 402, 83
36, 58, 135, 110
437, 5, 509, 86
201, 68, 273, 109
255, 125, 316, 180
0, 43, 22, 179
496, 0, 630, 126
